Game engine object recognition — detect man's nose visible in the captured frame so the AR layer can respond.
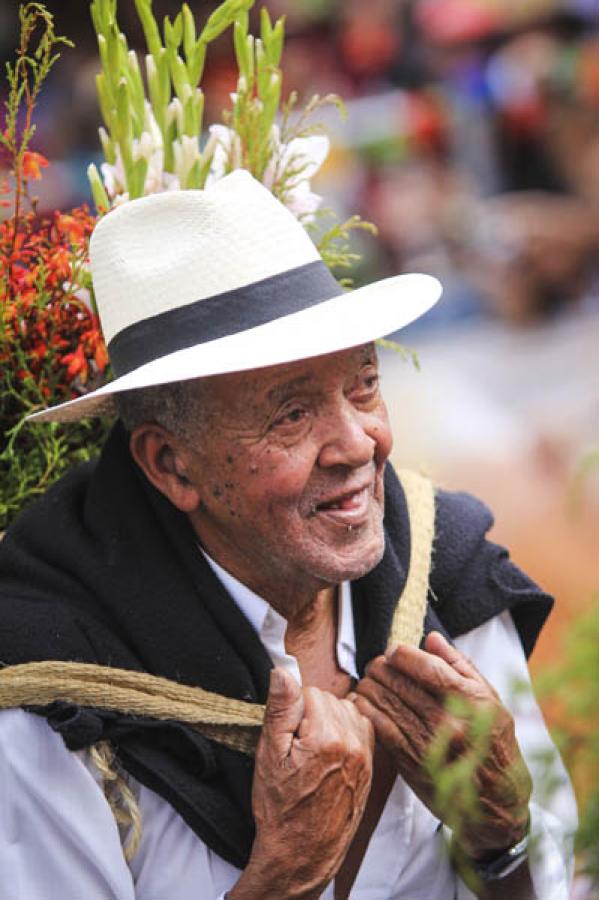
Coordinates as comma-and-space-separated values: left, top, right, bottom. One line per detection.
317, 402, 377, 469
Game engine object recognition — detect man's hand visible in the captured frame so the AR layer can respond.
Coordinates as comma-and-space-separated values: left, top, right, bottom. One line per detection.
353, 631, 532, 861
230, 667, 374, 900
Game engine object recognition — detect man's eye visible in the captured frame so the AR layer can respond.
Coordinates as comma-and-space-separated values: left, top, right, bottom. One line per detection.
351, 370, 380, 397
362, 373, 379, 390
272, 406, 307, 428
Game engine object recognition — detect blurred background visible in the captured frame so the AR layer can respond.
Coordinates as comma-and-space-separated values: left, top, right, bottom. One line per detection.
0, 0, 597, 680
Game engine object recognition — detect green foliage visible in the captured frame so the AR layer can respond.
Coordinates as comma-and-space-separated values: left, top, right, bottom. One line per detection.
423, 695, 495, 889
309, 210, 377, 287
0, 3, 73, 166
533, 605, 599, 882
222, 7, 286, 181
0, 6, 109, 532
0, 410, 111, 532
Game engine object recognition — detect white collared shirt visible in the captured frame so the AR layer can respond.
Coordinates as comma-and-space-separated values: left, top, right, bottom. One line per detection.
0, 565, 576, 900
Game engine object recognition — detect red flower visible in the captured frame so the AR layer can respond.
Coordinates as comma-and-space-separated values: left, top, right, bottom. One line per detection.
94, 341, 109, 373
55, 213, 85, 243
61, 344, 88, 382
21, 151, 49, 181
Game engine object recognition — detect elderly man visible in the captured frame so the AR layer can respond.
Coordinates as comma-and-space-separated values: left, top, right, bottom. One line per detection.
0, 172, 575, 899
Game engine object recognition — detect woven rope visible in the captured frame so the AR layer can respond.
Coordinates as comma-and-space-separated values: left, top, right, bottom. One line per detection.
386, 469, 435, 650
88, 741, 142, 861
0, 660, 263, 755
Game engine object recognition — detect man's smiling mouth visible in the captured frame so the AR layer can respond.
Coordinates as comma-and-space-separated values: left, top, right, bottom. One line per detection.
311, 485, 374, 526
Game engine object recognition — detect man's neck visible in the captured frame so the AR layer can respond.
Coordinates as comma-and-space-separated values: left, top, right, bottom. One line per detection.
285, 586, 354, 699
284, 585, 337, 653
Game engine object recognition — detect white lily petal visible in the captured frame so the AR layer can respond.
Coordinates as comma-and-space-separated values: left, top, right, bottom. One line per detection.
286, 183, 324, 221
284, 134, 330, 182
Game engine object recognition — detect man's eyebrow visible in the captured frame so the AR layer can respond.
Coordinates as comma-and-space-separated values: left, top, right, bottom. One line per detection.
266, 374, 313, 403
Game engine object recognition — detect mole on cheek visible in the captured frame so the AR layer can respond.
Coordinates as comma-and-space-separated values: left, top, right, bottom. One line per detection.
212, 485, 223, 499
226, 455, 234, 465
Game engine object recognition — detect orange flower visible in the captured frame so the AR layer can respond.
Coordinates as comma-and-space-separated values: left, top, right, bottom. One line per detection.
22, 151, 49, 180
61, 344, 87, 382
94, 340, 109, 372
56, 213, 85, 243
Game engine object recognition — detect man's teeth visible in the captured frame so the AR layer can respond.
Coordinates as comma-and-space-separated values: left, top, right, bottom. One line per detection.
321, 489, 363, 511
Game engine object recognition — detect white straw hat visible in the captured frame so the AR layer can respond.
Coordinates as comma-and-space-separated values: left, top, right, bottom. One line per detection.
29, 170, 441, 423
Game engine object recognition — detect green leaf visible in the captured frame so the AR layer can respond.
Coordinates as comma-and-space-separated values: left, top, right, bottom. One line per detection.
256, 39, 269, 99
183, 91, 198, 136
164, 15, 182, 50
87, 161, 110, 212
268, 17, 285, 68
125, 50, 145, 131
133, 0, 162, 58
95, 71, 113, 130
98, 125, 116, 165
185, 156, 202, 189
131, 156, 148, 199
187, 40, 206, 87
199, 0, 255, 45
182, 4, 196, 60
173, 12, 184, 46
260, 7, 272, 42
168, 49, 190, 102
233, 19, 251, 80
262, 71, 281, 129
156, 47, 171, 107
145, 53, 165, 133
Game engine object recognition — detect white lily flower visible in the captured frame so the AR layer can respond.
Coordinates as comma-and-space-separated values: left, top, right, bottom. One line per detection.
112, 191, 130, 207
205, 125, 242, 186
132, 131, 154, 163
163, 172, 181, 191
100, 152, 126, 199
263, 127, 329, 221
284, 181, 325, 221
167, 98, 184, 133
172, 134, 201, 186
144, 102, 163, 147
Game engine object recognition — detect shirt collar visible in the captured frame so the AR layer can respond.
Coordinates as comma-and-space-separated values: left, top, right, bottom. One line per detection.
201, 550, 358, 683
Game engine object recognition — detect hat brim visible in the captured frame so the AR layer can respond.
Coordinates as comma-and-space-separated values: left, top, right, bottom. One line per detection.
28, 272, 441, 424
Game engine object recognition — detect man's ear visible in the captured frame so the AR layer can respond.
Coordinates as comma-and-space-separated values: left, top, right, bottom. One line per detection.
129, 424, 201, 513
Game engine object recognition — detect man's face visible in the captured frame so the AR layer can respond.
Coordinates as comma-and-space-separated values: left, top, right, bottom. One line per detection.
179, 343, 393, 606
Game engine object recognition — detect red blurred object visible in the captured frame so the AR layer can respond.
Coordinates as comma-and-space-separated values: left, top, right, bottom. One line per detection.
501, 95, 547, 137
417, 0, 503, 45
406, 91, 448, 153
340, 21, 400, 78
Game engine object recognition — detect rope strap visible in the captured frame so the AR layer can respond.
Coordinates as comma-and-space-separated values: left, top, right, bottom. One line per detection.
386, 469, 435, 650
0, 659, 263, 756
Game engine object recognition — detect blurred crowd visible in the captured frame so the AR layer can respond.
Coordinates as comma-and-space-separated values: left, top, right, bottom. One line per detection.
1, 0, 597, 328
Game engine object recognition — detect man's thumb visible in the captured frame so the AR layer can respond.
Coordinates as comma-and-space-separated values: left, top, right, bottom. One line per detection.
262, 667, 304, 755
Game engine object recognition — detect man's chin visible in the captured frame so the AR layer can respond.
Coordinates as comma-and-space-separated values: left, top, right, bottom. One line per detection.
311, 533, 386, 585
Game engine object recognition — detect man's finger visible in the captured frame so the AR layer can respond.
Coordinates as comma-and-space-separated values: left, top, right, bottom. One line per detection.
353, 694, 410, 759
424, 632, 501, 699
381, 642, 468, 695
262, 667, 304, 760
423, 631, 480, 679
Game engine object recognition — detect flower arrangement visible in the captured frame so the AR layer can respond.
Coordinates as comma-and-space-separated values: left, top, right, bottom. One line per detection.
87, 0, 375, 281
0, 4, 111, 529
